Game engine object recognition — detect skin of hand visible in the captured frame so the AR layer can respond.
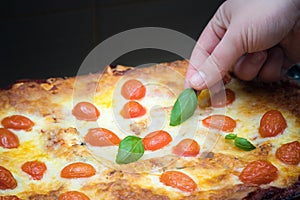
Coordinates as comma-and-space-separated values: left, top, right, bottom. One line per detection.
185, 0, 300, 91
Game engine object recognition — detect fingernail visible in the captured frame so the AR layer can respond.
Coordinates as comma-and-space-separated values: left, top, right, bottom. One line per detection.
250, 52, 266, 64
190, 71, 206, 88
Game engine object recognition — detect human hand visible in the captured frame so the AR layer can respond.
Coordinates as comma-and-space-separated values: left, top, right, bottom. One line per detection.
185, 0, 300, 91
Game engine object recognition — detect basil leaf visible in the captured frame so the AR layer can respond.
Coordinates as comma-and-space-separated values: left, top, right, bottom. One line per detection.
170, 88, 198, 126
116, 136, 144, 164
225, 134, 237, 140
234, 137, 256, 151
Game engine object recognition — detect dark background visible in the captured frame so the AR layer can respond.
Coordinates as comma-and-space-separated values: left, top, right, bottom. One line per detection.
2, 0, 225, 88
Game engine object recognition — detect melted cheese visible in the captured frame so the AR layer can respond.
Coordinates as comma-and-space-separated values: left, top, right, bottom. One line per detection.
0, 61, 299, 199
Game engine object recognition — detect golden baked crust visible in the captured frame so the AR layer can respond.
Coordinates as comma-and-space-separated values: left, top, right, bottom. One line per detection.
0, 60, 299, 199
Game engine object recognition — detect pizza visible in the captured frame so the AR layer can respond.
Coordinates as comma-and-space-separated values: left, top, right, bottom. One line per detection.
0, 60, 299, 200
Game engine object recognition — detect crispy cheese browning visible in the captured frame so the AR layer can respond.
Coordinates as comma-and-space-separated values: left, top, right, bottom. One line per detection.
0, 60, 299, 199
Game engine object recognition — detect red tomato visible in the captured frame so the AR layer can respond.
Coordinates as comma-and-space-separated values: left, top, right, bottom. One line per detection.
276, 141, 300, 165
21, 161, 47, 180
259, 110, 287, 137
1, 115, 34, 131
0, 195, 20, 200
60, 162, 96, 178
142, 130, 172, 151
84, 128, 120, 147
0, 128, 19, 149
222, 74, 232, 85
160, 171, 197, 193
202, 115, 236, 132
120, 101, 146, 118
239, 160, 278, 185
172, 139, 200, 157
58, 191, 90, 200
72, 102, 100, 121
0, 166, 17, 190
209, 88, 235, 108
121, 79, 146, 100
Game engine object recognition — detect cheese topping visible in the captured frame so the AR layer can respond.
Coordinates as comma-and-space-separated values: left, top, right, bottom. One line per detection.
0, 60, 299, 199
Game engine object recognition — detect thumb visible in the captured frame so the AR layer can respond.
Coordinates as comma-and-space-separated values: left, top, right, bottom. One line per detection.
188, 29, 245, 90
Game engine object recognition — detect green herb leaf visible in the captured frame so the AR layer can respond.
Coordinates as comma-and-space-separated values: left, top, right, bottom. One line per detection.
234, 137, 256, 151
170, 88, 198, 126
225, 134, 237, 140
116, 136, 144, 164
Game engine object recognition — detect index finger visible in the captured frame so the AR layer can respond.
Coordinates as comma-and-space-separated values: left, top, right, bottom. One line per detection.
185, 20, 226, 89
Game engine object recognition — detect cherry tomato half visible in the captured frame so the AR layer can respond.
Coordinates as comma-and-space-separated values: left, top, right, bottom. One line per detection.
60, 162, 96, 179
0, 166, 17, 190
121, 79, 146, 100
239, 160, 278, 185
21, 161, 47, 180
85, 128, 120, 147
172, 138, 200, 157
202, 115, 236, 132
58, 191, 90, 200
209, 88, 235, 108
120, 101, 146, 119
1, 115, 34, 131
142, 130, 172, 151
160, 171, 197, 193
0, 128, 19, 149
259, 110, 287, 138
72, 102, 100, 121
276, 141, 300, 165
0, 195, 20, 200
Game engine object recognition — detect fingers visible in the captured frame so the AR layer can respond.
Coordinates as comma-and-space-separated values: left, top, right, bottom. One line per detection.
185, 19, 226, 89
185, 0, 249, 90
233, 51, 267, 81
233, 47, 285, 82
185, 5, 246, 91
184, 42, 210, 89
187, 30, 285, 90
258, 47, 284, 82
188, 29, 244, 90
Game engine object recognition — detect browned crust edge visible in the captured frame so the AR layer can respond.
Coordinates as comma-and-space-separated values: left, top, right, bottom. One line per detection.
0, 60, 299, 200
243, 176, 300, 200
